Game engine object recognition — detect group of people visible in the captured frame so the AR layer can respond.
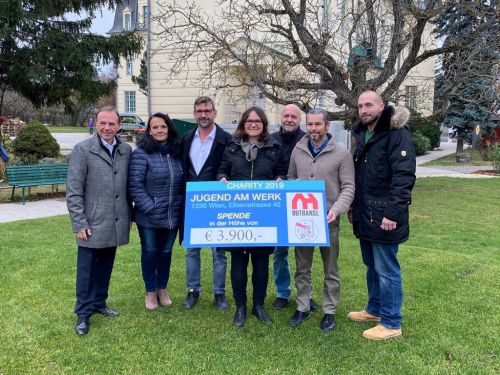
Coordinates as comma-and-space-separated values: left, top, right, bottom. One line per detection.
67, 91, 416, 342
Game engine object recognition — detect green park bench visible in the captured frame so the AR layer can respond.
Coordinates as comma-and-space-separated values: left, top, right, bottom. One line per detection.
6, 164, 68, 205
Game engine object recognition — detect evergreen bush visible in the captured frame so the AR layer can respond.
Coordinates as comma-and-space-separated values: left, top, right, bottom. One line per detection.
12, 120, 60, 163
412, 131, 431, 156
410, 121, 441, 149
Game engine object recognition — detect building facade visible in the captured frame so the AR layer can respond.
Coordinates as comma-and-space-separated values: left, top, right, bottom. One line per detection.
109, 0, 436, 126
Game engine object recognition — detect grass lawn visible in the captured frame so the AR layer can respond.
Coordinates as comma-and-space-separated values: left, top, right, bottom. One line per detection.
421, 149, 492, 167
0, 178, 498, 374
48, 126, 88, 133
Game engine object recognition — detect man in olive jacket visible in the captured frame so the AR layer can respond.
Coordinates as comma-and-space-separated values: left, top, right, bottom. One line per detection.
67, 107, 132, 336
287, 108, 355, 332
348, 90, 416, 341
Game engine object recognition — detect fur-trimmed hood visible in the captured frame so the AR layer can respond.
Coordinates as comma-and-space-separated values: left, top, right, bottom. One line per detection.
352, 105, 410, 133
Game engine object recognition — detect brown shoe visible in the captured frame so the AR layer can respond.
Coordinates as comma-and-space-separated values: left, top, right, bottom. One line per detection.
157, 288, 172, 307
362, 325, 402, 340
145, 291, 159, 310
347, 310, 381, 322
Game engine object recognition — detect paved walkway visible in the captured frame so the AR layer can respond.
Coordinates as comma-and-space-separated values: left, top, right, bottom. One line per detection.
416, 141, 494, 178
0, 140, 496, 223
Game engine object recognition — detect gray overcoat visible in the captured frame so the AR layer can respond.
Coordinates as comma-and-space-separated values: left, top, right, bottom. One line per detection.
66, 135, 132, 248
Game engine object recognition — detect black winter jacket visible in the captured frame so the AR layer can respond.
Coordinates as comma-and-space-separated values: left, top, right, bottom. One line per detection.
270, 126, 305, 170
351, 106, 416, 244
217, 138, 286, 182
216, 137, 286, 254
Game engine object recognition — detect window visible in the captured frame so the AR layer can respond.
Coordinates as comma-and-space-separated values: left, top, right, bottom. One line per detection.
123, 13, 131, 31
143, 6, 149, 26
405, 86, 417, 109
125, 91, 136, 112
126, 59, 133, 75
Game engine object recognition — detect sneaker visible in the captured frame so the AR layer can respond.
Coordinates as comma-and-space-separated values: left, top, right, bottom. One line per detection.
272, 297, 289, 309
347, 309, 381, 322
182, 289, 200, 309
362, 325, 402, 340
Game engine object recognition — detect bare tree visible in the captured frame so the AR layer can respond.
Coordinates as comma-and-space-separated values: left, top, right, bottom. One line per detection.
153, 0, 495, 121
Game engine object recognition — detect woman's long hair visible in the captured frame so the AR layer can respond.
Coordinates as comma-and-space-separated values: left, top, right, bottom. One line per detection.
138, 112, 180, 157
233, 106, 269, 143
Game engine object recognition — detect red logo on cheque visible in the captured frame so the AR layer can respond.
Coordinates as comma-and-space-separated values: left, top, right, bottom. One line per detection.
291, 193, 318, 210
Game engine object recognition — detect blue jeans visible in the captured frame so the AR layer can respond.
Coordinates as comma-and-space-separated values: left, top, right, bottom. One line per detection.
360, 239, 402, 329
185, 247, 227, 295
272, 246, 291, 299
137, 225, 177, 292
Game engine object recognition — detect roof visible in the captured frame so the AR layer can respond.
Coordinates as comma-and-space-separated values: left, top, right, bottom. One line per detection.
108, 0, 144, 34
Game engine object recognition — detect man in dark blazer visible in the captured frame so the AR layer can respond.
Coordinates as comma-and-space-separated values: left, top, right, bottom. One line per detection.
67, 106, 132, 336
180, 96, 232, 310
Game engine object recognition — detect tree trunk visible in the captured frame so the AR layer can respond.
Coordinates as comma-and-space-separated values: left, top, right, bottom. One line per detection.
456, 138, 464, 153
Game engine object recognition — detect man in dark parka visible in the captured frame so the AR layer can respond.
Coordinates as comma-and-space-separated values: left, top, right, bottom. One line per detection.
348, 91, 416, 340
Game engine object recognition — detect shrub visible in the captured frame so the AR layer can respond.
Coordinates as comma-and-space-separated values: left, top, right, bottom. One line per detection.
12, 120, 60, 163
412, 131, 431, 156
410, 120, 441, 149
39, 157, 64, 164
490, 142, 500, 173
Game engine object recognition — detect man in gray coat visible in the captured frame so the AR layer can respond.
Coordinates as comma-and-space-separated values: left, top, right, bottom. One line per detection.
67, 106, 132, 336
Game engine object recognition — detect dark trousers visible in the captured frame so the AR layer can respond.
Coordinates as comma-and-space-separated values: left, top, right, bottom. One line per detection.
75, 246, 116, 319
137, 225, 176, 292
230, 251, 269, 307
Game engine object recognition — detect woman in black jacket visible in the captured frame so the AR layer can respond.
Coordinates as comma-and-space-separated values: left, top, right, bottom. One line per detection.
217, 106, 285, 327
128, 113, 184, 310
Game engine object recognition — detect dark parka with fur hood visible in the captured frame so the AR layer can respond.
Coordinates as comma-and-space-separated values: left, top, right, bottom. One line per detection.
351, 106, 416, 244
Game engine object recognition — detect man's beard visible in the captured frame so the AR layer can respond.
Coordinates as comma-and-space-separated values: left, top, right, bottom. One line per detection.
361, 115, 378, 127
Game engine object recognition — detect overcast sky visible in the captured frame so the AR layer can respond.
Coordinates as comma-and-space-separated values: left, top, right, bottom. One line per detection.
90, 6, 116, 35
66, 6, 115, 35
91, 8, 115, 34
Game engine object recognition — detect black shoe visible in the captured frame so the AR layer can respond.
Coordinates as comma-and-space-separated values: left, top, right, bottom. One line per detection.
233, 306, 247, 327
95, 306, 119, 317
75, 317, 90, 336
272, 297, 289, 310
214, 294, 229, 310
252, 305, 272, 324
182, 289, 200, 309
320, 314, 336, 332
288, 310, 311, 327
310, 298, 319, 312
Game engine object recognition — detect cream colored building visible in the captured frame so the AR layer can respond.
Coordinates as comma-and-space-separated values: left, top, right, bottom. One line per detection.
109, 0, 436, 126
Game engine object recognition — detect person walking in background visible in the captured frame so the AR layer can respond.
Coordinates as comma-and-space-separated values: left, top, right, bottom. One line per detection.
269, 103, 317, 312
217, 106, 286, 327
180, 96, 232, 310
128, 113, 184, 310
287, 108, 355, 332
67, 106, 132, 336
348, 90, 416, 340
88, 117, 94, 135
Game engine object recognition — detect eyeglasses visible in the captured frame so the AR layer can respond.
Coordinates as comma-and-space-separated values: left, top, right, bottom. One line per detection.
194, 109, 214, 115
245, 119, 263, 125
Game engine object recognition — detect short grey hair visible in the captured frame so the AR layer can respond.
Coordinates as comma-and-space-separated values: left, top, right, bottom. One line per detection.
307, 108, 329, 124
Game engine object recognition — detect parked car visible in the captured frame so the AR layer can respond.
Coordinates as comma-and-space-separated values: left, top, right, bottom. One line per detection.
119, 113, 145, 133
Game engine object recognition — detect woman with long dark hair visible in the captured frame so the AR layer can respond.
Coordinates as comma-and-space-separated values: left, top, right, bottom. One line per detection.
128, 113, 183, 310
217, 106, 286, 327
